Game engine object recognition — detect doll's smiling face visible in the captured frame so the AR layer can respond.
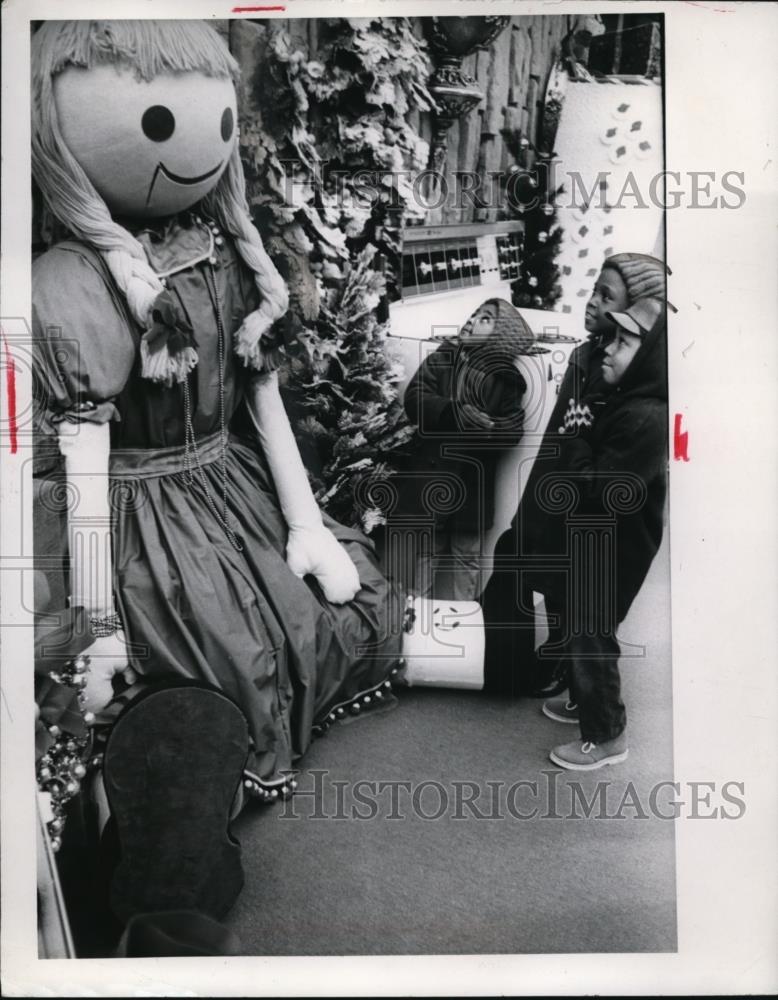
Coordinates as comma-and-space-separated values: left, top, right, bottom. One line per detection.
53, 64, 237, 218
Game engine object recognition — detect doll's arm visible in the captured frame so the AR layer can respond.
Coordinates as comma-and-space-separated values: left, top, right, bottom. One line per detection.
245, 373, 361, 604
57, 421, 131, 710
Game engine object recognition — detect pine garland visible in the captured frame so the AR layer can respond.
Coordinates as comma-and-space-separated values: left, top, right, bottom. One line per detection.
240, 18, 434, 530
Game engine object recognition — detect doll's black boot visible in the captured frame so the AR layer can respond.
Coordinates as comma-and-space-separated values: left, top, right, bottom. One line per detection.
102, 682, 249, 924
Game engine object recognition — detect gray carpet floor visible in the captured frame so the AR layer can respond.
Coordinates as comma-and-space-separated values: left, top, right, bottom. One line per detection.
227, 543, 676, 955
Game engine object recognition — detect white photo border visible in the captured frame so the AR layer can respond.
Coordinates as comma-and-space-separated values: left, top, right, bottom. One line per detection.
2, 0, 776, 995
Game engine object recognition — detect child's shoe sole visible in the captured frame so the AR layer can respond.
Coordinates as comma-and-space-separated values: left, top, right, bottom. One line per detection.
549, 748, 629, 771
103, 683, 249, 923
549, 738, 629, 771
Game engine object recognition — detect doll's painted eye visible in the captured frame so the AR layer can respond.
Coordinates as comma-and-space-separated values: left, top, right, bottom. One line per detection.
221, 107, 234, 142
141, 105, 176, 142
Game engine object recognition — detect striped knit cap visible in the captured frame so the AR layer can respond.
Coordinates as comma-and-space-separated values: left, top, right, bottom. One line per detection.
603, 253, 667, 306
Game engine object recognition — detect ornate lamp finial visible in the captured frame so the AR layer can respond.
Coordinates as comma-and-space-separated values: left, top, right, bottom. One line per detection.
423, 17, 511, 177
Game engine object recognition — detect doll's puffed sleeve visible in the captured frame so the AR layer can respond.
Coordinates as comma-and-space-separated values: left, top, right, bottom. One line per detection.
32, 245, 135, 627
32, 246, 136, 429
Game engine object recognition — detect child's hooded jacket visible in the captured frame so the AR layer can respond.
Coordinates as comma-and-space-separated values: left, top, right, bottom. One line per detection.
518, 309, 668, 623
400, 299, 532, 532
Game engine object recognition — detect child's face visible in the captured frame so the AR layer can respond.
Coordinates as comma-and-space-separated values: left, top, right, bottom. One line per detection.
464, 303, 498, 341
602, 326, 642, 385
585, 268, 629, 335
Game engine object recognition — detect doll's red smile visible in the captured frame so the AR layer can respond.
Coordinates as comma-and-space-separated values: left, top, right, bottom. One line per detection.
146, 160, 224, 204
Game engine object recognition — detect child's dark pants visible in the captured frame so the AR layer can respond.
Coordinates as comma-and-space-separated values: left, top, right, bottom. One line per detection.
482, 569, 627, 742
566, 630, 626, 743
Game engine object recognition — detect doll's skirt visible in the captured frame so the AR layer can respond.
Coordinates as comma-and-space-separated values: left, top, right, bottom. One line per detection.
109, 432, 403, 782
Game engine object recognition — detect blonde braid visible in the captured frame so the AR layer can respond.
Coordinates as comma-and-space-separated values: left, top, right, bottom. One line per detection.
103, 250, 163, 327
204, 147, 289, 370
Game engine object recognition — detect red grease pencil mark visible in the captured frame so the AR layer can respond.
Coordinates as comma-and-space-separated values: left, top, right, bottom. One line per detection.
232, 6, 286, 11
2, 331, 18, 455
674, 413, 689, 462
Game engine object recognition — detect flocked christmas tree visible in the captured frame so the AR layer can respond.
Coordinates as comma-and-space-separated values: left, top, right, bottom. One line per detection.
239, 18, 435, 531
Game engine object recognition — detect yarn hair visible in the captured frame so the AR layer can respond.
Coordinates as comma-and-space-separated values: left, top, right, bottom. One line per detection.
203, 144, 289, 368
32, 20, 288, 364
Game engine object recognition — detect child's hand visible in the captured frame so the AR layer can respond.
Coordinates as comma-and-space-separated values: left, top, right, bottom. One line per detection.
286, 525, 361, 604
459, 403, 495, 430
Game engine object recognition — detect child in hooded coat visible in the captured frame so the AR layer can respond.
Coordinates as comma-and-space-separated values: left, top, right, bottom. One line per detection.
401, 298, 535, 601
482, 294, 668, 767
481, 253, 668, 696
545, 298, 668, 768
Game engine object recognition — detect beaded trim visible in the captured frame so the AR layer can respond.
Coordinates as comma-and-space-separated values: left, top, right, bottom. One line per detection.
242, 771, 298, 803
37, 653, 98, 852
58, 661, 408, 816
241, 661, 405, 804
311, 660, 404, 737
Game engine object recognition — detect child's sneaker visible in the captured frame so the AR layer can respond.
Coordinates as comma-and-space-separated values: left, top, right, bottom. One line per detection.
549, 731, 628, 771
542, 696, 579, 724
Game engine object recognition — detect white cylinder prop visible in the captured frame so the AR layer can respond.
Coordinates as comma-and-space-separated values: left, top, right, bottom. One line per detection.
552, 79, 665, 322
401, 597, 485, 690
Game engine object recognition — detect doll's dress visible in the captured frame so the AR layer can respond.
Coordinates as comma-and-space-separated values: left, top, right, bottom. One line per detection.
32, 214, 403, 786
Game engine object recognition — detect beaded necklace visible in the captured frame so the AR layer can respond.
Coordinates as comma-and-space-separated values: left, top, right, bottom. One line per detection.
181, 258, 244, 551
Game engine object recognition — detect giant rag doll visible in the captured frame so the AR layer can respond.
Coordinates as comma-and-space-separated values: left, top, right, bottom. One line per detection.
31, 20, 410, 921
32, 21, 505, 926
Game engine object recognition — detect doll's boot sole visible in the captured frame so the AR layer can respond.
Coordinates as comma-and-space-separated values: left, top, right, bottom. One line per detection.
102, 684, 249, 924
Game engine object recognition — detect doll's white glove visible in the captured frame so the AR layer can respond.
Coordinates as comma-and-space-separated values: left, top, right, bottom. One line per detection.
81, 631, 135, 713
286, 524, 361, 604
246, 373, 362, 605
